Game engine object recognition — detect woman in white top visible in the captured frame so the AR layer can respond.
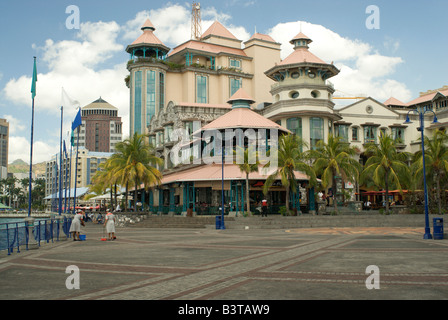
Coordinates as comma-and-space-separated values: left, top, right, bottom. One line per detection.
104, 210, 116, 240
69, 211, 85, 241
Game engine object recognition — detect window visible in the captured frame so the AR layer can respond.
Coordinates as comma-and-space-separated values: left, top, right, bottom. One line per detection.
156, 131, 164, 147
286, 117, 302, 137
159, 72, 165, 112
364, 126, 377, 144
185, 121, 195, 136
336, 125, 349, 142
134, 71, 142, 134
311, 90, 320, 98
310, 117, 324, 150
147, 70, 156, 126
289, 91, 299, 99
165, 126, 173, 143
229, 59, 241, 69
196, 75, 207, 103
352, 127, 359, 141
230, 78, 242, 96
392, 127, 405, 144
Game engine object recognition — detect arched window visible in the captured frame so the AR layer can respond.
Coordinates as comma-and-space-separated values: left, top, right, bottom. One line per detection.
310, 117, 324, 150
286, 117, 302, 137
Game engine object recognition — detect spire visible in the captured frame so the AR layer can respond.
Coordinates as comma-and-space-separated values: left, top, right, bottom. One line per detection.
290, 32, 312, 49
141, 19, 155, 31
227, 88, 255, 109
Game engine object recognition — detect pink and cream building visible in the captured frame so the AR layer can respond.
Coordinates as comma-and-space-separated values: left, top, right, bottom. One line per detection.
125, 18, 448, 214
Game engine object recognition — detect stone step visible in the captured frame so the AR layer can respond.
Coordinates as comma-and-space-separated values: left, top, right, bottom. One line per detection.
129, 216, 235, 228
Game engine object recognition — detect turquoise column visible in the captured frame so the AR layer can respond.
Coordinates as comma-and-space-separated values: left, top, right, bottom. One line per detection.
158, 188, 163, 215
309, 186, 316, 213
234, 181, 239, 214
169, 186, 175, 213
142, 189, 145, 211
240, 182, 244, 213
192, 182, 196, 211
182, 183, 187, 212
149, 189, 153, 211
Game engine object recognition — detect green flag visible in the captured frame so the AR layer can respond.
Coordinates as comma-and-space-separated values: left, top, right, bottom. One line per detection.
31, 57, 37, 99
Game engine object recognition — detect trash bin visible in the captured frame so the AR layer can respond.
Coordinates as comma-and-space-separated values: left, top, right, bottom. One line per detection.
215, 215, 222, 229
433, 218, 444, 240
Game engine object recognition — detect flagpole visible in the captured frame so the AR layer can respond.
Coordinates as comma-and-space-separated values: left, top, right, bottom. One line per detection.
58, 106, 63, 215
64, 141, 69, 214
28, 56, 37, 217
68, 140, 73, 213
73, 125, 80, 213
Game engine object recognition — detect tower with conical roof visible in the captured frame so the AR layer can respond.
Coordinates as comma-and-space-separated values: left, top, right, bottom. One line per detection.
126, 19, 170, 135
263, 31, 341, 150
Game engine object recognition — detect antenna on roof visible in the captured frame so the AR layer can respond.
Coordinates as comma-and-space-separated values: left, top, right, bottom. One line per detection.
191, 2, 202, 40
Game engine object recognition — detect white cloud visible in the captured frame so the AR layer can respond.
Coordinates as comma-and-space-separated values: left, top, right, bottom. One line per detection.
8, 136, 58, 164
3, 21, 128, 118
122, 5, 191, 46
3, 115, 25, 134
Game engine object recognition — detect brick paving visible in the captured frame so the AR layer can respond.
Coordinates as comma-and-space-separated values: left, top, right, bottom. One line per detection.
1, 219, 448, 302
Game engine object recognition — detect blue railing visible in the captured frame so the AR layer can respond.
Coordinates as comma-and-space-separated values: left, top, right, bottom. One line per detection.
0, 217, 72, 255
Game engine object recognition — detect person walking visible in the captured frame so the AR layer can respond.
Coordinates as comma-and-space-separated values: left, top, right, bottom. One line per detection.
69, 210, 85, 241
261, 199, 268, 217
186, 203, 194, 217
104, 209, 116, 240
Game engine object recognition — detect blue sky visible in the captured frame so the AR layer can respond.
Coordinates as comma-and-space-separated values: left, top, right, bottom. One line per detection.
0, 0, 447, 164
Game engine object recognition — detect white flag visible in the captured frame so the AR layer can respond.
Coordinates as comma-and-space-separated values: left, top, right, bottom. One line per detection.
61, 87, 80, 109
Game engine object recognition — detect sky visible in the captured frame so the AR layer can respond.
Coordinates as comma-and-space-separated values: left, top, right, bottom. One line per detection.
0, 0, 447, 165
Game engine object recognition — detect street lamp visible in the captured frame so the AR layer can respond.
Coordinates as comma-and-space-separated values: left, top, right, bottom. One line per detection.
404, 109, 438, 239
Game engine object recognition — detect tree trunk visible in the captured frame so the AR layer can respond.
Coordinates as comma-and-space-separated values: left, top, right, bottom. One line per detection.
285, 187, 290, 215
385, 171, 390, 214
246, 174, 250, 215
436, 175, 442, 215
125, 182, 128, 211
333, 172, 338, 214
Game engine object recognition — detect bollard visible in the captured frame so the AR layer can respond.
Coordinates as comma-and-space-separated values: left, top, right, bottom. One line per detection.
24, 217, 39, 250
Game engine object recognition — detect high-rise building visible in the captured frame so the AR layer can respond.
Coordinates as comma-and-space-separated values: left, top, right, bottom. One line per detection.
0, 119, 9, 179
76, 97, 123, 153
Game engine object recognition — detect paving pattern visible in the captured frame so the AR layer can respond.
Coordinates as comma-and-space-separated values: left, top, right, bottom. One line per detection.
1, 223, 447, 302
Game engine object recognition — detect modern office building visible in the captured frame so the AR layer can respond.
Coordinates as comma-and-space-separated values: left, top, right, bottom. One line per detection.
76, 97, 123, 153
0, 119, 9, 180
44, 148, 113, 210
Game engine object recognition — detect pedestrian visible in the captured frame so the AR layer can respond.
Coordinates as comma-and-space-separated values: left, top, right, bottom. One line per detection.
104, 209, 116, 240
261, 199, 268, 217
186, 203, 193, 217
69, 210, 85, 241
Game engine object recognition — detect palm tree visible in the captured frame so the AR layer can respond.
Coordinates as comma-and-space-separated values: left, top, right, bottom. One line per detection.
235, 145, 259, 214
263, 134, 316, 214
411, 129, 448, 215
361, 133, 410, 214
308, 134, 362, 214
111, 133, 163, 211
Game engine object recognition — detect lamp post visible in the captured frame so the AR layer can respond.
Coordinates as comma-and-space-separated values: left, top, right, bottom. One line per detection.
404, 109, 438, 239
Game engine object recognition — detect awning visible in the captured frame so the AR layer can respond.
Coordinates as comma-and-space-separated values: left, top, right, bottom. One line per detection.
161, 164, 311, 185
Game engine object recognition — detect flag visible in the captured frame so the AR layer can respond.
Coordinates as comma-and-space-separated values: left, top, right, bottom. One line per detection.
61, 87, 80, 109
31, 57, 37, 99
72, 108, 82, 131
63, 140, 68, 158
70, 130, 75, 147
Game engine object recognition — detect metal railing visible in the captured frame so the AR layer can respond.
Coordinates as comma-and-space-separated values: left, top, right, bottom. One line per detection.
0, 217, 72, 255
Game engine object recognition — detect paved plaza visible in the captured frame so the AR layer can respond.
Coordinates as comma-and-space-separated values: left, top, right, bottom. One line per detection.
0, 219, 447, 303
